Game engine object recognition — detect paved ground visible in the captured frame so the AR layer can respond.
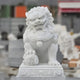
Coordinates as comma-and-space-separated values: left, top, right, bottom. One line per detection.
66, 77, 80, 80
10, 76, 80, 80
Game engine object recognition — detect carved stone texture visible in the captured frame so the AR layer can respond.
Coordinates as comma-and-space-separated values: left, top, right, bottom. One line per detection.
17, 7, 65, 79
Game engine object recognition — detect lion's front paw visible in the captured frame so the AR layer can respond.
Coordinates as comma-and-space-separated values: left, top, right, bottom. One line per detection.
48, 61, 61, 67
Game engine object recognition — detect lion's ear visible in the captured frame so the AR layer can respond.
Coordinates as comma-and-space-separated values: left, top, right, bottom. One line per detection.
45, 7, 48, 11
25, 12, 28, 17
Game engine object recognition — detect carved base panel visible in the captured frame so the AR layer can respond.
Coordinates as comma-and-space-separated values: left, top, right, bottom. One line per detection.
16, 77, 65, 80
17, 63, 65, 80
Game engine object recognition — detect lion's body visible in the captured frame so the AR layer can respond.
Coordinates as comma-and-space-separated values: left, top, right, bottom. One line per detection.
25, 32, 55, 63
23, 6, 60, 66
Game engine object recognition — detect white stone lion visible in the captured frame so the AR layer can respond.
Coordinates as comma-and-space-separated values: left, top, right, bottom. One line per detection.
59, 31, 80, 60
23, 7, 60, 66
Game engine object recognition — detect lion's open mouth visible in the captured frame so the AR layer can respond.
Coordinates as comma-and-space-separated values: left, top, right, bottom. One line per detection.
36, 28, 42, 31
34, 20, 46, 27
34, 23, 44, 27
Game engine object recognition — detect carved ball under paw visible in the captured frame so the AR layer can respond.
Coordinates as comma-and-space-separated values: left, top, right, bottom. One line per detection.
23, 50, 36, 59
23, 54, 39, 66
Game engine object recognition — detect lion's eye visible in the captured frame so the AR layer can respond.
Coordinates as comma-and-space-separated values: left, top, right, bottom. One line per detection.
30, 19, 35, 21
39, 16, 44, 19
38, 17, 41, 19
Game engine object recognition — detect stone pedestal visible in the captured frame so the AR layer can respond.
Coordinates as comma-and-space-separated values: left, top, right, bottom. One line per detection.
8, 39, 24, 67
16, 6, 65, 80
16, 77, 65, 80
16, 63, 65, 80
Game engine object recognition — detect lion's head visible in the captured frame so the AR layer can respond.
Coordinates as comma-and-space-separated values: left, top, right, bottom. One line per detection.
25, 6, 54, 31
23, 6, 57, 43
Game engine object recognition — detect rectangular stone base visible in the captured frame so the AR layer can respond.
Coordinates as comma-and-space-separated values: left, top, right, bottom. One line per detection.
17, 63, 65, 77
16, 77, 65, 80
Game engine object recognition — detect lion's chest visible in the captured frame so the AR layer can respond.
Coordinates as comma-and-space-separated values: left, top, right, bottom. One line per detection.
28, 38, 54, 63
27, 31, 54, 50
30, 39, 52, 49
26, 31, 56, 63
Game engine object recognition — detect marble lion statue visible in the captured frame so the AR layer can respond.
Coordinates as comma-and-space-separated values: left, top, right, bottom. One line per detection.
23, 6, 60, 66
54, 24, 80, 60
58, 31, 80, 60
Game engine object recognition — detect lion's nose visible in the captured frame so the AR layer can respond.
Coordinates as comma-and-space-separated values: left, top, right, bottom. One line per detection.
36, 19, 40, 22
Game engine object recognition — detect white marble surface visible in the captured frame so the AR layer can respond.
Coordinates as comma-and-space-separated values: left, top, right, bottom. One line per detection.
23, 6, 59, 66
17, 63, 64, 77
16, 77, 80, 80
17, 6, 65, 79
58, 32, 80, 60
16, 77, 65, 80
